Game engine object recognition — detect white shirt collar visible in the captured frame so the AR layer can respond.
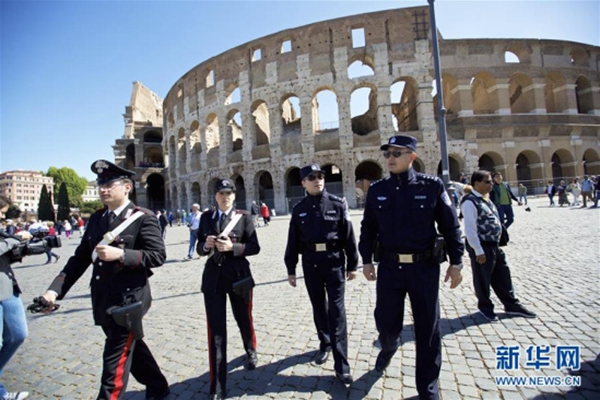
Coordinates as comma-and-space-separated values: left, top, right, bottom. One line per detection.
108, 200, 131, 217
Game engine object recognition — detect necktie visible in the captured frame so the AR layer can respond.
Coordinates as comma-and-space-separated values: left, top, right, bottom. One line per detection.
219, 212, 227, 232
109, 212, 116, 224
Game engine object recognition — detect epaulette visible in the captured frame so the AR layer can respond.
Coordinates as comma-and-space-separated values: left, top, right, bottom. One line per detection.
202, 209, 213, 216
291, 197, 307, 209
328, 194, 344, 203
236, 210, 250, 216
416, 172, 441, 183
370, 178, 386, 187
133, 206, 155, 216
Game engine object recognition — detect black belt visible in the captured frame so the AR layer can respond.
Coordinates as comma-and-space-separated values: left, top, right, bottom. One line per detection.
302, 242, 341, 253
382, 249, 433, 264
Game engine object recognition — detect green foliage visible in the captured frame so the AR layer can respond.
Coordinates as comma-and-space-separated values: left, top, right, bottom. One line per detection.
5, 205, 21, 220
46, 166, 88, 207
57, 182, 71, 221
37, 184, 55, 221
79, 200, 104, 215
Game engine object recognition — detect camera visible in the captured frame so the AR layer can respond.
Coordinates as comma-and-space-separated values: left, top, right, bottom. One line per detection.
2, 232, 62, 263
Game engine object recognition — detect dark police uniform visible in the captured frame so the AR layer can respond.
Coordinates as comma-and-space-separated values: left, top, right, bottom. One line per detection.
196, 179, 260, 399
359, 137, 464, 400
284, 164, 358, 379
46, 160, 168, 400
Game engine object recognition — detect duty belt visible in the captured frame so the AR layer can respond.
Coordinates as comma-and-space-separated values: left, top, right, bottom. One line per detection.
382, 249, 433, 264
303, 242, 341, 252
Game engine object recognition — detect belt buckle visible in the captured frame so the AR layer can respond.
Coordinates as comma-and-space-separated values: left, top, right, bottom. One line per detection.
103, 232, 116, 244
398, 254, 413, 264
315, 243, 327, 252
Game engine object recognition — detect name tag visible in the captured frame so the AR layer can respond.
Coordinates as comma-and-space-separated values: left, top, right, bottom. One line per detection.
414, 195, 427, 200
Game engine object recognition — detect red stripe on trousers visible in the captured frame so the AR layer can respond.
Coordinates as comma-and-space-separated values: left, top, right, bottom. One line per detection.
247, 289, 257, 349
206, 304, 214, 384
110, 332, 134, 400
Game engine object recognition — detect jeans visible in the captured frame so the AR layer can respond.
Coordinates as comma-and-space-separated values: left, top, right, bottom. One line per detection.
496, 205, 515, 228
0, 294, 28, 396
188, 229, 199, 258
518, 194, 527, 205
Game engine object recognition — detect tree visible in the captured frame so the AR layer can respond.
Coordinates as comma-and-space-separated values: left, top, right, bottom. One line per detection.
37, 184, 55, 221
5, 205, 21, 220
46, 167, 88, 207
79, 200, 104, 216
57, 182, 71, 221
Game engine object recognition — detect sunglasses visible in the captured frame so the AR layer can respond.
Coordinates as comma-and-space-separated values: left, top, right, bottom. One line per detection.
482, 180, 493, 184
307, 173, 325, 181
383, 149, 413, 159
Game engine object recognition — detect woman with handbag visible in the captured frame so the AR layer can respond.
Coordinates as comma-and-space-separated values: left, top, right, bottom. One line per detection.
196, 179, 261, 400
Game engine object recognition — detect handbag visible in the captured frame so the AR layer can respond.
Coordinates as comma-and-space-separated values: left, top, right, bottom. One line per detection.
499, 224, 510, 247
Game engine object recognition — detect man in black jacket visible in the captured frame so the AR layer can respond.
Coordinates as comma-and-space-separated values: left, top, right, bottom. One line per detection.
40, 160, 169, 400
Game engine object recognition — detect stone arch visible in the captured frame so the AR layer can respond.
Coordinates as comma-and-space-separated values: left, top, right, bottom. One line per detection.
544, 72, 568, 113
146, 173, 166, 212
441, 73, 460, 116
190, 120, 202, 173
143, 130, 162, 143
570, 47, 590, 67
281, 94, 301, 135
167, 112, 174, 129
350, 83, 378, 136
503, 43, 532, 64
391, 77, 418, 132
516, 150, 543, 185
478, 151, 504, 172
226, 109, 243, 152
207, 177, 221, 207
509, 73, 535, 114
168, 136, 176, 175
205, 113, 220, 149
171, 185, 178, 211
313, 88, 339, 134
125, 143, 135, 170
321, 163, 344, 198
180, 182, 188, 212
144, 146, 163, 166
551, 149, 575, 180
575, 76, 594, 114
437, 155, 462, 181
231, 174, 246, 210
251, 99, 271, 146
583, 148, 600, 175
191, 181, 201, 206
255, 171, 275, 210
347, 58, 375, 79
285, 166, 303, 211
355, 160, 383, 207
471, 72, 499, 115
177, 128, 187, 176
224, 83, 241, 105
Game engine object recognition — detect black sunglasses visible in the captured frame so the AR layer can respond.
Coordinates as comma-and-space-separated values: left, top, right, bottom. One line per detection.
307, 173, 325, 181
383, 149, 413, 159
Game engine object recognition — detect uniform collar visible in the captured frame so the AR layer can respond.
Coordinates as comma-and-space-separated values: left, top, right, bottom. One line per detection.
390, 167, 417, 183
307, 189, 326, 202
106, 200, 131, 217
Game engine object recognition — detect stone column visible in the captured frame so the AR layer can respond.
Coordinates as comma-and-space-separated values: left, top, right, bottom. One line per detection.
299, 94, 315, 164
563, 84, 579, 114
456, 79, 474, 117
494, 79, 511, 115
531, 78, 547, 114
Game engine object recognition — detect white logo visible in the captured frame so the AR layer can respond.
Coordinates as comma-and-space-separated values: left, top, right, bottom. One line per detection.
390, 137, 396, 144
95, 160, 109, 173
377, 196, 387, 201
299, 213, 307, 217
311, 165, 319, 171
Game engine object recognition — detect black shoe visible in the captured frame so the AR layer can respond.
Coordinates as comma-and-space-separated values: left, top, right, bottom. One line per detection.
313, 349, 330, 365
54, 255, 61, 263
246, 351, 258, 370
209, 393, 224, 400
375, 351, 392, 373
478, 309, 498, 321
336, 372, 353, 386
505, 304, 537, 318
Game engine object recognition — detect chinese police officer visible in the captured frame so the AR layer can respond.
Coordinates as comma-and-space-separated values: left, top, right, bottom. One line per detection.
359, 135, 464, 400
284, 163, 358, 385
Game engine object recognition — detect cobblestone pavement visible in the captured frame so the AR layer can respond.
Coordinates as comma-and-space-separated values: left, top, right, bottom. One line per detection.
4, 197, 599, 399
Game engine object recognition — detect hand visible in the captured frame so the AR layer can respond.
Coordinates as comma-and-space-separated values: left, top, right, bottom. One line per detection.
444, 266, 463, 289
95, 245, 123, 262
288, 275, 297, 287
216, 236, 233, 252
363, 263, 377, 281
476, 254, 486, 264
517, 201, 523, 206
347, 270, 358, 281
204, 235, 217, 249
15, 231, 32, 240
42, 291, 57, 313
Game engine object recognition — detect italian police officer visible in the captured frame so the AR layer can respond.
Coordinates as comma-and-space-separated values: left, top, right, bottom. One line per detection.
196, 179, 261, 400
359, 136, 464, 400
284, 164, 358, 385
39, 160, 169, 400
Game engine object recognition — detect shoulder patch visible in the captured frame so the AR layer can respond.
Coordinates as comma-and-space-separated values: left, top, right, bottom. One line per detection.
235, 210, 250, 216
134, 206, 155, 216
370, 178, 387, 187
328, 194, 343, 203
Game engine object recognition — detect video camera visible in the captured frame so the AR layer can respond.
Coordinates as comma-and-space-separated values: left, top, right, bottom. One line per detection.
1, 231, 62, 263
27, 296, 60, 313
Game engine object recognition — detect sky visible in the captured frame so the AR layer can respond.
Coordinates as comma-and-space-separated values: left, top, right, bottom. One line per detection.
1, 0, 598, 181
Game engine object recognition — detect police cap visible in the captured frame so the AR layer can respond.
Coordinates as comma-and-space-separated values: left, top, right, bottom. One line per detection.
380, 135, 418, 151
300, 163, 325, 180
214, 178, 236, 192
91, 160, 135, 185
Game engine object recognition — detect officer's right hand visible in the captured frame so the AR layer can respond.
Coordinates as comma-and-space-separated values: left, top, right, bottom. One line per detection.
363, 263, 377, 281
288, 275, 297, 287
41, 291, 57, 313
204, 235, 217, 249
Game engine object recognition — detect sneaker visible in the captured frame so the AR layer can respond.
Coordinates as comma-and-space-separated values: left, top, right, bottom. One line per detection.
478, 309, 498, 322
2, 392, 29, 400
55, 255, 61, 263
505, 304, 537, 318
183, 255, 193, 261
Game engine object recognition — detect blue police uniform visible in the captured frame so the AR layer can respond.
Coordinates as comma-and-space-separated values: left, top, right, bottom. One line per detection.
359, 142, 463, 399
284, 168, 358, 379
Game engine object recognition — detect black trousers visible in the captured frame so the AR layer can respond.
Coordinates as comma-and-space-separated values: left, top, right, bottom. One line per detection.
204, 289, 256, 395
302, 262, 350, 375
466, 243, 519, 313
375, 259, 441, 400
98, 323, 168, 400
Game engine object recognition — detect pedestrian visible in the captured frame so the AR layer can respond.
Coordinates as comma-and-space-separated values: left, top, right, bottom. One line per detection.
63, 220, 72, 239
250, 201, 260, 227
0, 195, 30, 400
580, 175, 595, 207
284, 163, 358, 386
556, 180, 570, 207
176, 210, 181, 226
517, 183, 528, 205
37, 160, 169, 400
167, 211, 173, 227
460, 170, 537, 322
545, 180, 556, 207
260, 202, 270, 226
157, 210, 168, 239
593, 176, 600, 208
196, 179, 260, 400
184, 204, 201, 260
489, 172, 521, 229
78, 215, 85, 236
359, 135, 464, 399
44, 222, 60, 264
569, 178, 581, 206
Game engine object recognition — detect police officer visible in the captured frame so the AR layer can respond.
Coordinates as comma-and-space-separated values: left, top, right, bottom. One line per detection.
196, 179, 260, 400
284, 163, 358, 385
39, 160, 169, 400
359, 135, 464, 400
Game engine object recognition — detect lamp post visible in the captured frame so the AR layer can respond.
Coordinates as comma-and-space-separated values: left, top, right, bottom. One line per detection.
428, 0, 450, 185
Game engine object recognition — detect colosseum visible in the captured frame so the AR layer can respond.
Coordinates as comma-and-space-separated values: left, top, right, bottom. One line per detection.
113, 6, 600, 214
